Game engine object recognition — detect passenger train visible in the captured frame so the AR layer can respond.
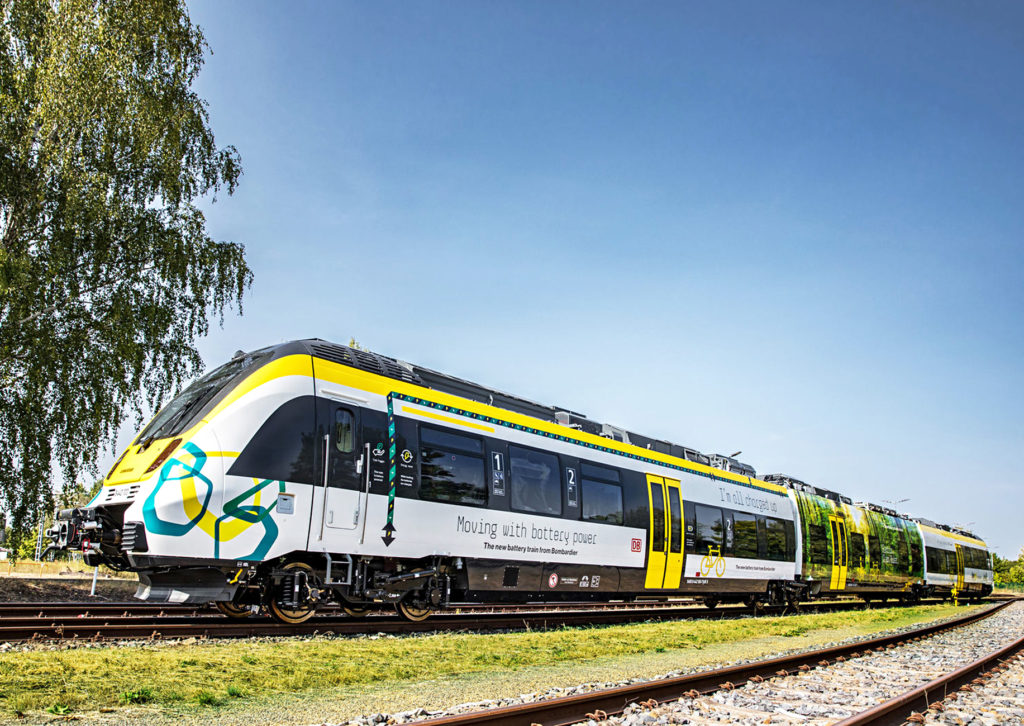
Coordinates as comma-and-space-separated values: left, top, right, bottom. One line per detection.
46, 340, 994, 622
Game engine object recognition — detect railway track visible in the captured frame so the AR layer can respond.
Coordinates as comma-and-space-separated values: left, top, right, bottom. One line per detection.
399, 600, 1021, 726
0, 598, 711, 619
0, 597, 951, 643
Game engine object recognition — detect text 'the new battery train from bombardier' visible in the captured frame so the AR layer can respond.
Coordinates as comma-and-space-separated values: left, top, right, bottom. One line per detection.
46, 340, 993, 622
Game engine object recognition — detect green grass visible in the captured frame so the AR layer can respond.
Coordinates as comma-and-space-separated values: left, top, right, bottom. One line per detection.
0, 603, 975, 719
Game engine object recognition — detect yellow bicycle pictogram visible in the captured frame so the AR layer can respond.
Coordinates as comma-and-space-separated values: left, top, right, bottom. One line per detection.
700, 545, 726, 577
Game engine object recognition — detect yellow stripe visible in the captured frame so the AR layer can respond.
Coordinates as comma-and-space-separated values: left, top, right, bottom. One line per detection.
204, 355, 314, 423
401, 405, 495, 433
309, 358, 788, 495
188, 351, 787, 496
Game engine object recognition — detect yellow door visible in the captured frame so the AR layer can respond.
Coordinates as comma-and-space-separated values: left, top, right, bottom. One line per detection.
644, 476, 667, 589
955, 545, 965, 591
828, 516, 847, 590
836, 519, 849, 589
664, 479, 683, 590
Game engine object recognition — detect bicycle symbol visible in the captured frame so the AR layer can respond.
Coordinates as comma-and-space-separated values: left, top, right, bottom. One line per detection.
700, 545, 726, 577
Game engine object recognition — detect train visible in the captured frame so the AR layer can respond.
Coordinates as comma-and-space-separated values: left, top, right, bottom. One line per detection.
46, 339, 994, 622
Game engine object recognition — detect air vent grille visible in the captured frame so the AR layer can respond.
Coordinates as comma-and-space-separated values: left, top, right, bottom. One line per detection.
120, 522, 148, 553
102, 484, 141, 503
310, 343, 422, 385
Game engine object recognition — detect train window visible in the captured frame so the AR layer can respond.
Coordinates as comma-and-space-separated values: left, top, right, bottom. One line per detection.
509, 446, 561, 516
420, 430, 487, 507
694, 504, 723, 555
849, 533, 866, 568
335, 409, 354, 453
733, 512, 758, 559
926, 547, 940, 572
227, 396, 316, 485
684, 501, 696, 552
807, 523, 829, 565
668, 488, 682, 554
421, 426, 483, 455
580, 462, 620, 482
785, 520, 796, 560
764, 518, 788, 561
897, 538, 909, 572
868, 535, 881, 568
910, 543, 922, 573
582, 479, 623, 525
651, 483, 666, 552
756, 517, 768, 559
975, 548, 987, 570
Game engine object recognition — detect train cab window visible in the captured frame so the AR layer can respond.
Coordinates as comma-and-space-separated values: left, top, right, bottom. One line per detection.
694, 504, 724, 555
420, 426, 487, 507
335, 409, 354, 453
764, 517, 788, 561
509, 446, 561, 516
849, 533, 866, 568
868, 535, 881, 568
733, 512, 758, 559
582, 479, 623, 525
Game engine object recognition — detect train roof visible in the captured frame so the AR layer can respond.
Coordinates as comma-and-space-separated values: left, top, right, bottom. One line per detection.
274, 339, 748, 474
257, 339, 985, 543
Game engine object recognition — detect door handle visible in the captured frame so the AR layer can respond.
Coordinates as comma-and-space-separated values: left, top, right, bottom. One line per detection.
358, 442, 371, 545
319, 434, 330, 539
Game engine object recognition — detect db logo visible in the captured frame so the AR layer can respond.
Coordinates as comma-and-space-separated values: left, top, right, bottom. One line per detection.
548, 573, 559, 588
631, 538, 643, 552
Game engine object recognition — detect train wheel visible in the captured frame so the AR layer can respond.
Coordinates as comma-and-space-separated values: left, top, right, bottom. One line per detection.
216, 601, 253, 619
703, 597, 719, 610
269, 562, 317, 624
396, 600, 432, 622
342, 606, 371, 618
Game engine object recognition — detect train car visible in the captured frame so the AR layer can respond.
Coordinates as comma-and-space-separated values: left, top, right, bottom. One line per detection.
916, 520, 993, 600
766, 476, 929, 602
45, 339, 991, 621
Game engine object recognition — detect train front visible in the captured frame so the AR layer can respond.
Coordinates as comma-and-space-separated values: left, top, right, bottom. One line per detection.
45, 344, 296, 602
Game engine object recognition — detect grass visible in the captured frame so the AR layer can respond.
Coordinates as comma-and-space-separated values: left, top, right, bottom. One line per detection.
2, 559, 135, 579
0, 603, 976, 721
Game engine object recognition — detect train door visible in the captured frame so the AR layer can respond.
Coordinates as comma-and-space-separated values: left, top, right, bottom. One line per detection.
954, 544, 965, 591
644, 476, 684, 589
828, 515, 849, 590
313, 402, 367, 546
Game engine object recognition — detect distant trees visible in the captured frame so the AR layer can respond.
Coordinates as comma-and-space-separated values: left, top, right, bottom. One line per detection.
993, 549, 1024, 587
1, 0, 250, 551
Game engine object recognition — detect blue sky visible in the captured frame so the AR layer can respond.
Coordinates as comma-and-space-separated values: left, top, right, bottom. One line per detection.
168, 2, 1024, 556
